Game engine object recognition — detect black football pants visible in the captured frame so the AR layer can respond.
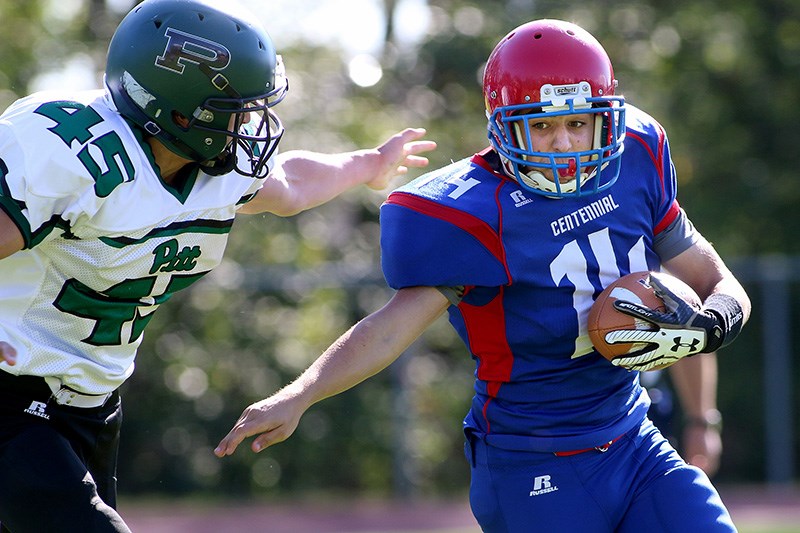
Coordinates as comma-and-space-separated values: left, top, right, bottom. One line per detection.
0, 372, 130, 532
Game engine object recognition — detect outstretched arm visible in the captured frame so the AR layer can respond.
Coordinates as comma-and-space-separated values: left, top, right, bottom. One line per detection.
669, 352, 722, 476
240, 128, 437, 216
214, 286, 449, 456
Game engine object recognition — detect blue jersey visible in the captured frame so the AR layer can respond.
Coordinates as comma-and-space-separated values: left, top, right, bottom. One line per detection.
380, 105, 681, 453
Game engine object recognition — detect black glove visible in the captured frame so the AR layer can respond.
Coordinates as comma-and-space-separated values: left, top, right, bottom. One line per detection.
605, 273, 743, 371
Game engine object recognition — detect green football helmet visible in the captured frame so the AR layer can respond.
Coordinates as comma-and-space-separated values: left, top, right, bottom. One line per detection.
105, 0, 288, 178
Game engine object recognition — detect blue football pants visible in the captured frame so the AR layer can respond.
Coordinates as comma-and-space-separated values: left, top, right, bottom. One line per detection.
465, 419, 736, 532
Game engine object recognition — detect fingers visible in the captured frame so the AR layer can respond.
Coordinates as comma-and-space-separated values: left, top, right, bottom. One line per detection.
251, 429, 290, 453
604, 328, 660, 345
682, 425, 722, 476
647, 273, 670, 294
214, 404, 273, 457
605, 324, 706, 370
214, 423, 282, 457
214, 397, 301, 457
611, 350, 674, 371
403, 153, 436, 167
400, 137, 436, 169
404, 139, 438, 157
366, 130, 436, 190
649, 275, 699, 318
214, 426, 245, 457
391, 153, 437, 174
386, 128, 437, 163
0, 341, 17, 366
603, 337, 667, 371
604, 329, 676, 370
607, 327, 704, 354
612, 300, 664, 323
650, 277, 682, 311
396, 127, 428, 142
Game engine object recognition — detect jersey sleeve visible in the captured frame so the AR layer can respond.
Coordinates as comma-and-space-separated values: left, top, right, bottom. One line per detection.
0, 90, 139, 248
234, 177, 266, 207
380, 190, 510, 290
653, 129, 681, 232
0, 124, 100, 248
624, 106, 681, 235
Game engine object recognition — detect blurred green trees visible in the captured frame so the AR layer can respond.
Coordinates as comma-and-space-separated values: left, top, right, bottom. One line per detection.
0, 0, 797, 500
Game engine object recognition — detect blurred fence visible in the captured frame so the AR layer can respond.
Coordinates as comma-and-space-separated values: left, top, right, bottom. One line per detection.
729, 255, 798, 486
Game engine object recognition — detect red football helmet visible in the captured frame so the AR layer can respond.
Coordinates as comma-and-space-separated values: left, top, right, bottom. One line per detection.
483, 19, 626, 198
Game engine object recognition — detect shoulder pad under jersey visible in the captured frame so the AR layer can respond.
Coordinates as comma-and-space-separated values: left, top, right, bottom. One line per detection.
380, 158, 510, 289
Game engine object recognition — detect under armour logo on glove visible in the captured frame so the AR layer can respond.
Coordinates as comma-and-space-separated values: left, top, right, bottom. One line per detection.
670, 337, 701, 353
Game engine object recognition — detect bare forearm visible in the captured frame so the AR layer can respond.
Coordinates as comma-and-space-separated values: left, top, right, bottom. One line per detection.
663, 238, 751, 322
669, 351, 723, 475
669, 352, 718, 419
283, 310, 421, 410
239, 128, 435, 216
269, 150, 380, 215
214, 286, 449, 456
289, 287, 449, 403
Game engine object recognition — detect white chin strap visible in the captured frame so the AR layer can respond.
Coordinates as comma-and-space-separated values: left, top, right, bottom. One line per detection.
518, 168, 592, 195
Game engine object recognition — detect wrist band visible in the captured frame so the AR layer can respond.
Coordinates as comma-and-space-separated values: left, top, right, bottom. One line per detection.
685, 409, 723, 431
702, 293, 744, 350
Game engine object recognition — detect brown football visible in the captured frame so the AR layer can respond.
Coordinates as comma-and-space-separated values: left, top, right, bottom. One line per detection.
588, 271, 701, 370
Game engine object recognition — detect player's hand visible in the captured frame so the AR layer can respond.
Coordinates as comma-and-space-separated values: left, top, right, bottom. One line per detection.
365, 128, 437, 190
604, 273, 723, 371
682, 424, 722, 477
0, 341, 17, 366
214, 391, 306, 457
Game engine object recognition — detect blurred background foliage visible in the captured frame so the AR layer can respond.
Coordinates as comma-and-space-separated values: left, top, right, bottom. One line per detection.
1, 0, 798, 502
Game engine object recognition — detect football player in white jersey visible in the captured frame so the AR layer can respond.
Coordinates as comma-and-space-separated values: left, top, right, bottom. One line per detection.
0, 0, 435, 531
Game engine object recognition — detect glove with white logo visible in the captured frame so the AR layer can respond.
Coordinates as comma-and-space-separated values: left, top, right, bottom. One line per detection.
604, 274, 743, 371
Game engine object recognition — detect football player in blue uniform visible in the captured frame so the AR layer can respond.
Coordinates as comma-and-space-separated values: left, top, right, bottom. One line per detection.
216, 19, 750, 532
0, 0, 435, 531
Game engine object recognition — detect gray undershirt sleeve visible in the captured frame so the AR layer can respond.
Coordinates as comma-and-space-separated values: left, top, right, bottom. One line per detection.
653, 208, 700, 262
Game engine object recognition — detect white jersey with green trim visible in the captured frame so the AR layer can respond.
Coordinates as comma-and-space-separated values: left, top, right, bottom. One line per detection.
0, 89, 265, 394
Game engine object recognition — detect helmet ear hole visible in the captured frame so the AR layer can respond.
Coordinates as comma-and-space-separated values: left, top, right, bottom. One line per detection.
172, 111, 190, 130
601, 113, 611, 151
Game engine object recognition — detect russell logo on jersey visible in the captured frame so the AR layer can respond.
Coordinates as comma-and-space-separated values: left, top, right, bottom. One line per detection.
529, 474, 559, 496
510, 190, 533, 208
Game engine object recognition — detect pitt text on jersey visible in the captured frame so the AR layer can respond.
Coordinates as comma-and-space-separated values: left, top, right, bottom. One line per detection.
150, 239, 202, 274
550, 194, 620, 237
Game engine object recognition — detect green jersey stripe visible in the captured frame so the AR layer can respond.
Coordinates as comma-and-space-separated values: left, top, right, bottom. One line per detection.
99, 218, 234, 247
